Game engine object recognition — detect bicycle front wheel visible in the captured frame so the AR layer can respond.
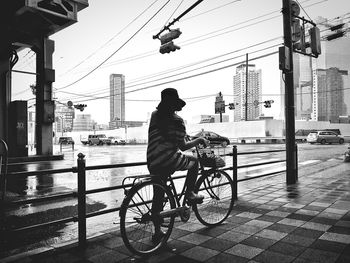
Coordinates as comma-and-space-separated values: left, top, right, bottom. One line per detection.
120, 180, 176, 256
193, 170, 234, 226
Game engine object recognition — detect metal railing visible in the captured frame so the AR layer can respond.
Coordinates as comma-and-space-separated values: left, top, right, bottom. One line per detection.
0, 139, 8, 201
0, 144, 292, 248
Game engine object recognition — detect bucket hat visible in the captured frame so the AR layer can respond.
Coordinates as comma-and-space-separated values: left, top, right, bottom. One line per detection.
157, 88, 186, 111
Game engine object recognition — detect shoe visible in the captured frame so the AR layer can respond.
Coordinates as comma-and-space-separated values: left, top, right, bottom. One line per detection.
152, 230, 166, 244
186, 191, 204, 205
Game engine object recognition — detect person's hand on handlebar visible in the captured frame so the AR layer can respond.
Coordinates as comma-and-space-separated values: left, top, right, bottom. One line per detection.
197, 137, 210, 147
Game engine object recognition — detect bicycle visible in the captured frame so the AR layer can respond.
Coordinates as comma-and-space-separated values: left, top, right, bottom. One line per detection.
119, 142, 235, 256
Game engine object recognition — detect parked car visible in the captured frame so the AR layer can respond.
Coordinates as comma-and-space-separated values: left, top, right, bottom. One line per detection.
88, 134, 111, 145
80, 136, 89, 145
108, 136, 126, 145
58, 136, 74, 144
307, 131, 344, 145
190, 130, 230, 147
118, 139, 126, 145
108, 136, 118, 145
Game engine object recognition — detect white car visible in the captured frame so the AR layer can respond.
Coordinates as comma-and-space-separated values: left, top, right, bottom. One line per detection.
108, 136, 118, 145
108, 137, 126, 145
307, 131, 344, 145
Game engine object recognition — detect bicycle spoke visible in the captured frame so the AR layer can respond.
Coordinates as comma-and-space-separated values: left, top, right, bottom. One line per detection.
120, 180, 176, 256
194, 170, 234, 226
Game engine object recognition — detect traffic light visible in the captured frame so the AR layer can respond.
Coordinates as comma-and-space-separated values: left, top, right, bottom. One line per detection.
74, 104, 87, 111
325, 31, 345, 41
228, 103, 235, 110
291, 18, 302, 43
264, 100, 274, 108
309, 26, 321, 57
159, 29, 182, 54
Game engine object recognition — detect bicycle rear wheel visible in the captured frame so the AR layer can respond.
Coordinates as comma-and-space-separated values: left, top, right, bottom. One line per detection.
193, 170, 234, 226
120, 180, 175, 256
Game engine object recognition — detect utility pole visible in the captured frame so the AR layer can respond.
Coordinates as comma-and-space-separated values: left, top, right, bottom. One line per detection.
282, 0, 297, 184
245, 53, 248, 121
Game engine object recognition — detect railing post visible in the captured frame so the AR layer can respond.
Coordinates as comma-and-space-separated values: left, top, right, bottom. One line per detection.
232, 145, 238, 200
295, 143, 298, 181
77, 152, 86, 248
0, 139, 8, 201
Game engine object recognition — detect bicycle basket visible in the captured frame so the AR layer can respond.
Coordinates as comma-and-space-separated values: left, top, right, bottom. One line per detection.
196, 147, 226, 168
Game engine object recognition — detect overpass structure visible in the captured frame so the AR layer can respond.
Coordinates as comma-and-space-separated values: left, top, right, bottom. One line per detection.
0, 0, 88, 158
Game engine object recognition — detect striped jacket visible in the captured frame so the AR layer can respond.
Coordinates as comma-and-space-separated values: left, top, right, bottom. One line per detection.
147, 110, 193, 175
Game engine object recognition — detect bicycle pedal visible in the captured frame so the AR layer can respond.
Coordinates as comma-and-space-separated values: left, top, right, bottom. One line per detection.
186, 197, 204, 205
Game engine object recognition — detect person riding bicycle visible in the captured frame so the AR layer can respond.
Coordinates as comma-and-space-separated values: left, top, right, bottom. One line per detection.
147, 88, 209, 240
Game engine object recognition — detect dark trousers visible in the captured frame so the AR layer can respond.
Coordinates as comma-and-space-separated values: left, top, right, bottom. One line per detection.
151, 157, 199, 231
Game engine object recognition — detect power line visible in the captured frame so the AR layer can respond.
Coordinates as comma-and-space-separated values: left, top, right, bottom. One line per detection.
55, 0, 171, 91
73, 50, 279, 103
295, 0, 313, 22
125, 44, 281, 90
56, 20, 350, 103
162, 0, 185, 27
58, 0, 162, 78
181, 0, 242, 22
57, 39, 282, 100
71, 0, 326, 73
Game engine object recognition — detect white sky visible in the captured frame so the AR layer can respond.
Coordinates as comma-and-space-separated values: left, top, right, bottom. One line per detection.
12, 0, 350, 124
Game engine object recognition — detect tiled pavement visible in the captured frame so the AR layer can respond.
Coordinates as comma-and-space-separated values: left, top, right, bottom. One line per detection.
3, 161, 350, 263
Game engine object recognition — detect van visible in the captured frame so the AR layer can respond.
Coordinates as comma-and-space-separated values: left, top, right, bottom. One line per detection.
88, 134, 111, 145
58, 137, 74, 145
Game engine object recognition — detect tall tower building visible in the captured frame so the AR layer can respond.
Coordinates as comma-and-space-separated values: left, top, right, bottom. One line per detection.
286, 16, 350, 122
109, 74, 125, 129
312, 68, 347, 122
233, 64, 262, 121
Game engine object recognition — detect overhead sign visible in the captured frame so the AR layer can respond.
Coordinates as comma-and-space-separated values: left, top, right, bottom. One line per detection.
215, 92, 225, 113
215, 101, 225, 114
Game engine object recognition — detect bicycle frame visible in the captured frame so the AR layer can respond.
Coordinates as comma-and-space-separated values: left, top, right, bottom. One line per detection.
121, 142, 223, 221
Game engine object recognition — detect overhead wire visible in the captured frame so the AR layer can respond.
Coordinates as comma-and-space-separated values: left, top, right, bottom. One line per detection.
57, 19, 350, 103
58, 0, 162, 78
55, 0, 171, 91
57, 38, 283, 100
181, 0, 242, 22
71, 0, 326, 73
162, 0, 185, 27
60, 13, 350, 101
55, 1, 343, 103
72, 50, 279, 103
295, 0, 313, 21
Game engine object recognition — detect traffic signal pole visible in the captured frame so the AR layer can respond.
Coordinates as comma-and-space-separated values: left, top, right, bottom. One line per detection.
245, 53, 248, 121
282, 0, 297, 185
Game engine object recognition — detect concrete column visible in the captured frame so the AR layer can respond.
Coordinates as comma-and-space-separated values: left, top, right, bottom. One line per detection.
34, 37, 55, 155
0, 50, 11, 144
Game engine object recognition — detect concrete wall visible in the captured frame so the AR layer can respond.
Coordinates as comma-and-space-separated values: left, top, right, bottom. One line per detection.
61, 120, 350, 144
295, 120, 350, 136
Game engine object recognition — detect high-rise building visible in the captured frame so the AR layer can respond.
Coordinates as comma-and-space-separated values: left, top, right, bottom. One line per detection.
55, 104, 75, 132
312, 68, 347, 122
109, 74, 125, 129
294, 54, 313, 120
286, 16, 350, 122
73, 114, 94, 131
233, 64, 262, 121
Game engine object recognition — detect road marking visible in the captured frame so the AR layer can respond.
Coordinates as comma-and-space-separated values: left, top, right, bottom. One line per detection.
299, 160, 320, 166
238, 159, 285, 177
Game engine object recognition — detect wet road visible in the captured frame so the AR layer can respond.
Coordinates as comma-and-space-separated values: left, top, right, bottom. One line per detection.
3, 142, 347, 254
